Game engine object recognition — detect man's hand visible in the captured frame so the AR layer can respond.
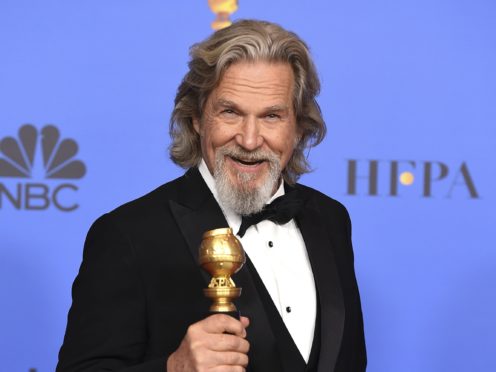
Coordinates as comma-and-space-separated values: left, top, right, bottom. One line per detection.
167, 314, 250, 372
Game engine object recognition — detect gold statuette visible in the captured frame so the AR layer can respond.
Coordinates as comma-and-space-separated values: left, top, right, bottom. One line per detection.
208, 0, 238, 30
199, 227, 246, 314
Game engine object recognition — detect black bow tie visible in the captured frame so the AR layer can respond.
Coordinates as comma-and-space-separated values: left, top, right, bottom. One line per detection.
237, 189, 304, 238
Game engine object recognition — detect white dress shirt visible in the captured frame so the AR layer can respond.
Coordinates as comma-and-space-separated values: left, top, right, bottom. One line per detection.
198, 160, 317, 362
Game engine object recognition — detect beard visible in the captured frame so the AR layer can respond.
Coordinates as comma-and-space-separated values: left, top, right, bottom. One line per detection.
214, 145, 282, 216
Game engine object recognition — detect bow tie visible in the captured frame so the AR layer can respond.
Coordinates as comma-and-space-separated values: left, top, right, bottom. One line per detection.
237, 189, 304, 238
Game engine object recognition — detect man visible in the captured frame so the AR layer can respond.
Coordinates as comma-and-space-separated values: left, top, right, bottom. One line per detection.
58, 20, 366, 372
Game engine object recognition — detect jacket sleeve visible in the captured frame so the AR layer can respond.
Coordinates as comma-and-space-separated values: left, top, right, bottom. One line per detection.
57, 214, 169, 371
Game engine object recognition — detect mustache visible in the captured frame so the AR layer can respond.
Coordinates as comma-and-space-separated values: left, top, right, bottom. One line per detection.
217, 145, 280, 163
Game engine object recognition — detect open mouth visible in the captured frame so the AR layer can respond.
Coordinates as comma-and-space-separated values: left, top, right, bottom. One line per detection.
229, 156, 265, 166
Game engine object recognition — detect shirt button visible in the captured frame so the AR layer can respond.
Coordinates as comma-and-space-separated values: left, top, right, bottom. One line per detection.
286, 306, 292, 313
268, 241, 274, 248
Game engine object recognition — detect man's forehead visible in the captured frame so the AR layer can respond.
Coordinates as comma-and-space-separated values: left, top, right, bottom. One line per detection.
220, 61, 293, 84
208, 62, 294, 106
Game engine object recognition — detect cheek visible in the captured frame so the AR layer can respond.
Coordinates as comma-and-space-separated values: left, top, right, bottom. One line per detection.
200, 123, 236, 161
206, 123, 237, 147
282, 142, 296, 163
277, 128, 298, 156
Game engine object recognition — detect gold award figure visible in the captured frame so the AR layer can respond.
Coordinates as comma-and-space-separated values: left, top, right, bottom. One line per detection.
199, 227, 246, 316
208, 0, 238, 30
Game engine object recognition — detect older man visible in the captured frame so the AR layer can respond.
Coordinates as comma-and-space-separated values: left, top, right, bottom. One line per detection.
58, 20, 366, 372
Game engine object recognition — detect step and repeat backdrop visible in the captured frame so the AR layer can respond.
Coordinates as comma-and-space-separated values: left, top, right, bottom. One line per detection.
1, 1, 494, 371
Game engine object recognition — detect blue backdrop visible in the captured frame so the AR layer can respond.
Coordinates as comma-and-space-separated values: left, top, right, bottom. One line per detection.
1, 1, 495, 371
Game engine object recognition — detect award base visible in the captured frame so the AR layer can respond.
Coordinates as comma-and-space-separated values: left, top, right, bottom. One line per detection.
203, 286, 241, 319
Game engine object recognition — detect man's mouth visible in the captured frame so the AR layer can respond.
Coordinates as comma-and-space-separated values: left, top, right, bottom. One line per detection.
229, 156, 265, 166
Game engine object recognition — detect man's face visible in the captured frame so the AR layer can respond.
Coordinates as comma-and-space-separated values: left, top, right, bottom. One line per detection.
194, 61, 299, 203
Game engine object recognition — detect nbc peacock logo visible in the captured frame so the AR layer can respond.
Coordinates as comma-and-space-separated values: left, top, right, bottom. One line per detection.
0, 124, 86, 211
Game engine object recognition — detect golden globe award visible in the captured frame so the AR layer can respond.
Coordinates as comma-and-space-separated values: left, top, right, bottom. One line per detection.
199, 227, 246, 318
208, 0, 238, 30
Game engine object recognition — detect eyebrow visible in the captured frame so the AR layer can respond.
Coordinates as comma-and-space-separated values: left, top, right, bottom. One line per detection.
214, 99, 289, 113
265, 104, 290, 112
215, 99, 238, 109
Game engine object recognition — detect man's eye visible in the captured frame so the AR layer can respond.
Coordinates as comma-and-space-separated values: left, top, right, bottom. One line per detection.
221, 109, 236, 115
266, 113, 281, 120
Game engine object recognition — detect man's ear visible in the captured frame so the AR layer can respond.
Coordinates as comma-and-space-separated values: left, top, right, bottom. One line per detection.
192, 117, 200, 134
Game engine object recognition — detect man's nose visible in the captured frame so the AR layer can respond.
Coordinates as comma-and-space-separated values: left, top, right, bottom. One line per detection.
235, 116, 263, 151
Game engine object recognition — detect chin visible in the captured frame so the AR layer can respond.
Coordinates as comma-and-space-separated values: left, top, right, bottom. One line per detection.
215, 154, 282, 215
228, 168, 267, 189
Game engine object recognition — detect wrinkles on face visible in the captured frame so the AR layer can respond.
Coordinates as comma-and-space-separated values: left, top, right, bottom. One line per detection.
194, 61, 298, 200
213, 67, 294, 118
219, 77, 291, 100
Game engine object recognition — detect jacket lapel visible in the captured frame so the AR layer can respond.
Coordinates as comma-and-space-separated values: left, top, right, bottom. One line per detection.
168, 169, 227, 285
295, 188, 345, 372
168, 168, 282, 372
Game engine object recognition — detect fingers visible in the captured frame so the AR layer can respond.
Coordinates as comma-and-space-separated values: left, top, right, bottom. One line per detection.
210, 367, 246, 372
211, 350, 249, 367
208, 333, 250, 354
167, 350, 248, 372
202, 314, 249, 338
167, 315, 251, 372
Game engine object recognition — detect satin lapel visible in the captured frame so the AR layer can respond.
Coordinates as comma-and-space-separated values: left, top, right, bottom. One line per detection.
168, 168, 281, 372
169, 197, 227, 285
168, 169, 228, 285
296, 194, 345, 372
235, 257, 283, 372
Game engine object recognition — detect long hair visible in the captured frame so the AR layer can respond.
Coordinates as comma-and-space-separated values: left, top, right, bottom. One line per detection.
169, 19, 326, 184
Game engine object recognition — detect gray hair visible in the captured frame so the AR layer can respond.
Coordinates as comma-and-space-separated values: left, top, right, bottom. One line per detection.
169, 19, 326, 184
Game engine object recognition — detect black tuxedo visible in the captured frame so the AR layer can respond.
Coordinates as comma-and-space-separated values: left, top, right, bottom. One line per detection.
57, 168, 366, 371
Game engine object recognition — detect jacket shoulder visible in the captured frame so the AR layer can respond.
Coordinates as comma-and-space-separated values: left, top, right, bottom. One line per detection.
93, 173, 186, 231
294, 183, 351, 221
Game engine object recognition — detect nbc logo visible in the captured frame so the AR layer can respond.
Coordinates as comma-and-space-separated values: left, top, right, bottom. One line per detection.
0, 124, 86, 211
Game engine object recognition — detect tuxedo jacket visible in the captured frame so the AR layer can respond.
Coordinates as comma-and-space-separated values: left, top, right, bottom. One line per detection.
57, 168, 366, 371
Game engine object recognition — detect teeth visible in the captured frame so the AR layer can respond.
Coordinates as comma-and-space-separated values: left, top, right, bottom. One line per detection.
233, 157, 262, 166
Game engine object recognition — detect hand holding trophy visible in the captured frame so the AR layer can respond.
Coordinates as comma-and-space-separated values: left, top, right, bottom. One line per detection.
167, 228, 249, 370
199, 227, 246, 318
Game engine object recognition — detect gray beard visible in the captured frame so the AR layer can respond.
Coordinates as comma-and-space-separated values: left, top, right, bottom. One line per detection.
214, 145, 282, 216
